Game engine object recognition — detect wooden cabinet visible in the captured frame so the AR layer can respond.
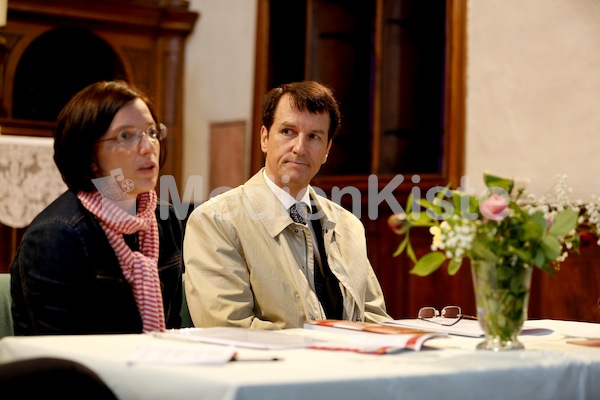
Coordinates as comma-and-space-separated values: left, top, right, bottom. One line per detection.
0, 0, 198, 272
253, 0, 464, 185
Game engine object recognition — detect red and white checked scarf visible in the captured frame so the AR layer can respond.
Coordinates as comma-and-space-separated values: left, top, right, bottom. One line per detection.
78, 190, 166, 333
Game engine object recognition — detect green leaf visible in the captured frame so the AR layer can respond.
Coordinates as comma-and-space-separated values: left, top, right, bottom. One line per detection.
531, 212, 548, 232
533, 248, 545, 267
539, 263, 556, 277
392, 236, 409, 257
410, 252, 447, 276
510, 273, 529, 294
483, 171, 514, 194
406, 241, 417, 263
497, 264, 514, 281
416, 198, 434, 210
437, 184, 452, 199
406, 191, 413, 214
447, 258, 463, 275
549, 209, 578, 237
409, 212, 435, 227
518, 219, 544, 242
427, 185, 452, 216
470, 240, 498, 262
451, 191, 478, 218
509, 201, 526, 217
507, 245, 532, 264
540, 235, 562, 261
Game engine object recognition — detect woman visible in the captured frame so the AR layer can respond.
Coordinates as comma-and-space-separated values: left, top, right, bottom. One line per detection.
10, 81, 183, 335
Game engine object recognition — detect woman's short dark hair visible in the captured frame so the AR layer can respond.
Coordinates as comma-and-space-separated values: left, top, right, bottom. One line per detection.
261, 81, 341, 142
54, 80, 164, 193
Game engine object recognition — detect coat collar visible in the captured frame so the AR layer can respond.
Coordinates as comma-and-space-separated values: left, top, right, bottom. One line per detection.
244, 169, 338, 238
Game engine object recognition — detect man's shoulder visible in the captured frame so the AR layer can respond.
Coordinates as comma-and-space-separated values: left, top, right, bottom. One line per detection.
191, 182, 263, 220
200, 171, 263, 200
195, 185, 245, 211
204, 174, 275, 208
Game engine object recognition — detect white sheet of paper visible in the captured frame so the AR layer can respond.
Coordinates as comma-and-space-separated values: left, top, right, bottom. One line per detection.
128, 344, 235, 365
154, 327, 322, 349
382, 319, 485, 337
385, 318, 560, 338
525, 319, 600, 339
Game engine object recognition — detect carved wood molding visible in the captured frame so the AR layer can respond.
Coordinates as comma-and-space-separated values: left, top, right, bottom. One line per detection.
8, 1, 198, 33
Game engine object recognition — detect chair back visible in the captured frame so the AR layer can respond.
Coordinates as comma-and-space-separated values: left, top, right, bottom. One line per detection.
0, 273, 13, 337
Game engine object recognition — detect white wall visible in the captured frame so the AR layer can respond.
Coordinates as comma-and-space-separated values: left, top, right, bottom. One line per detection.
182, 0, 257, 202
466, 0, 600, 198
182, 0, 600, 201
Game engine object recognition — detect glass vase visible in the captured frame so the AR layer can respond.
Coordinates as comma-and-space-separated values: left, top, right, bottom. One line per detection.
471, 259, 533, 351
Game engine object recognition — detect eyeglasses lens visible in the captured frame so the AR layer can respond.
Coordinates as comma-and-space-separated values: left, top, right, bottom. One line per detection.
418, 307, 437, 319
441, 306, 461, 319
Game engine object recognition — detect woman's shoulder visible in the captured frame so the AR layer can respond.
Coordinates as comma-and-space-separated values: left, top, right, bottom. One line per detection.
28, 190, 90, 228
18, 191, 107, 256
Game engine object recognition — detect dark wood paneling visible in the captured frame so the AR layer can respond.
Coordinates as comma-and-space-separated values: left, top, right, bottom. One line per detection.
530, 246, 600, 323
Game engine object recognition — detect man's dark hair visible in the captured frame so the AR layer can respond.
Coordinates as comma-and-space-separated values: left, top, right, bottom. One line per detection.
261, 80, 341, 142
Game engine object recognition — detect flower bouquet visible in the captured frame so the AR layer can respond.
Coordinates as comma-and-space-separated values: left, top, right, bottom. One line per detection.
388, 172, 599, 351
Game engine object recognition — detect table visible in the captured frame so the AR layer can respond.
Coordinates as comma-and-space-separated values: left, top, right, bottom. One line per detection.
1, 320, 599, 400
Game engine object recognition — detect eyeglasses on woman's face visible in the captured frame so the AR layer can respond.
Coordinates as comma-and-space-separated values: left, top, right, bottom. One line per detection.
97, 123, 167, 150
417, 306, 476, 326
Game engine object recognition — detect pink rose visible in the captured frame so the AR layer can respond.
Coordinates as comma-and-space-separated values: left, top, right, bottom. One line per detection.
388, 213, 409, 235
480, 193, 509, 221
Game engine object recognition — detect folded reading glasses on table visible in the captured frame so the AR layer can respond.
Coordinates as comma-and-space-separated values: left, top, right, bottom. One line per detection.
417, 306, 477, 326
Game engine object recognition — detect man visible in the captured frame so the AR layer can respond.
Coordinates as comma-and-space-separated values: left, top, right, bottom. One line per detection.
184, 81, 390, 329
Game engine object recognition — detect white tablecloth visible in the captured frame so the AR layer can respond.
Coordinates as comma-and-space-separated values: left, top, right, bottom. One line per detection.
0, 135, 67, 228
1, 320, 599, 400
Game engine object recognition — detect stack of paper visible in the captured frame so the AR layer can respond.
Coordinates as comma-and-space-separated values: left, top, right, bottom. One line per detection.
303, 320, 447, 353
154, 327, 321, 350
